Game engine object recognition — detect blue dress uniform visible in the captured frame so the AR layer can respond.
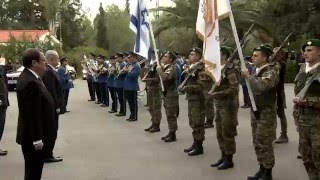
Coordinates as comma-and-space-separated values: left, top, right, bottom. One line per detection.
124, 62, 141, 121
114, 61, 127, 116
57, 60, 74, 113
97, 61, 109, 107
107, 56, 118, 113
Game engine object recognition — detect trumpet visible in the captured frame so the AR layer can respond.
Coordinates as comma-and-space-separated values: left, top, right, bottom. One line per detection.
114, 59, 147, 80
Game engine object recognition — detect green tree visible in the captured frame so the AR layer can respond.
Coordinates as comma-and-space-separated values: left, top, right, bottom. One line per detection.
58, 0, 87, 51
96, 3, 109, 50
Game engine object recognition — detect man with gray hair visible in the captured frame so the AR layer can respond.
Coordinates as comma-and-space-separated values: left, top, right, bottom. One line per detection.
41, 50, 64, 163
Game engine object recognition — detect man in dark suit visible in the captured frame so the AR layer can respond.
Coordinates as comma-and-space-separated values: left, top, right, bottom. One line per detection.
16, 48, 56, 180
0, 64, 9, 156
42, 50, 64, 163
58, 57, 74, 113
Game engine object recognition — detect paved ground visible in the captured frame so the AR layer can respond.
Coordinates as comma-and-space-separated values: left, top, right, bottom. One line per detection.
0, 80, 307, 180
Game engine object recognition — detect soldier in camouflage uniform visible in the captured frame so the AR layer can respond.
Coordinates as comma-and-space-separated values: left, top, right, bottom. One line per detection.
210, 46, 239, 170
241, 44, 278, 180
180, 48, 206, 156
143, 61, 162, 133
156, 51, 179, 142
293, 39, 320, 180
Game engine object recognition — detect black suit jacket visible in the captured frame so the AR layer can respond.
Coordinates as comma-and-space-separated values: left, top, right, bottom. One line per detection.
0, 65, 9, 107
42, 64, 64, 110
16, 69, 56, 145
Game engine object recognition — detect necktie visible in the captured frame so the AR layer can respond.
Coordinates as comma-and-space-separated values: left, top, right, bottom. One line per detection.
37, 77, 45, 87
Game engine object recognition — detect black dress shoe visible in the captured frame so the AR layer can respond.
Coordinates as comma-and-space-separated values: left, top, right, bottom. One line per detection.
95, 101, 102, 104
115, 113, 126, 117
44, 157, 63, 163
108, 110, 117, 113
0, 149, 8, 156
88, 99, 95, 101
65, 110, 70, 113
127, 119, 137, 122
100, 104, 107, 107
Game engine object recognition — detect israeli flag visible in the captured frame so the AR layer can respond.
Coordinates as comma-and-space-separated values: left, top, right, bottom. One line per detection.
129, 0, 152, 61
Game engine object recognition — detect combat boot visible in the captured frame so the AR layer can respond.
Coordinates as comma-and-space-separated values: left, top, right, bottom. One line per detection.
259, 168, 273, 180
188, 141, 203, 156
149, 124, 160, 133
184, 138, 195, 153
164, 131, 176, 143
217, 154, 234, 170
211, 151, 226, 167
204, 123, 214, 129
161, 132, 170, 140
144, 124, 153, 132
247, 164, 265, 180
275, 133, 288, 144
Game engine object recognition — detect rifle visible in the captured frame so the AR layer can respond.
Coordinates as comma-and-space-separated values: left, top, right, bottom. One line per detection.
177, 62, 204, 91
296, 69, 320, 99
269, 32, 292, 63
142, 40, 176, 81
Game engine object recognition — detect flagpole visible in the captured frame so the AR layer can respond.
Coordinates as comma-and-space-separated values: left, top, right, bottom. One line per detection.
228, 11, 257, 111
147, 16, 165, 92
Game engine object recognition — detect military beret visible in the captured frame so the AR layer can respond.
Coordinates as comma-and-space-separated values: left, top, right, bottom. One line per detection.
90, 53, 96, 57
123, 52, 129, 56
254, 44, 273, 57
166, 51, 177, 60
302, 39, 320, 52
109, 55, 116, 60
190, 47, 203, 56
60, 57, 68, 62
220, 46, 233, 57
116, 52, 124, 58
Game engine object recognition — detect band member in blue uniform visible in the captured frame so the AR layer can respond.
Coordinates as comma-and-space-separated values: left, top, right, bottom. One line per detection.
96, 55, 109, 107
124, 51, 141, 122
57, 57, 74, 113
107, 56, 118, 113
114, 52, 127, 117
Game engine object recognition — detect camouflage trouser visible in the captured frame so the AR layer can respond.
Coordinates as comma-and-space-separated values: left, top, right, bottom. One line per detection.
147, 88, 162, 125
188, 100, 206, 141
204, 94, 215, 125
251, 107, 276, 169
163, 95, 179, 131
215, 101, 238, 155
299, 124, 320, 180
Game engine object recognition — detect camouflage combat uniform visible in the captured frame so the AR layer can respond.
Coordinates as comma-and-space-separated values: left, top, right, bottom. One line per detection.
248, 64, 278, 169
294, 64, 320, 180
212, 62, 239, 155
145, 66, 162, 129
162, 64, 179, 132
184, 63, 206, 142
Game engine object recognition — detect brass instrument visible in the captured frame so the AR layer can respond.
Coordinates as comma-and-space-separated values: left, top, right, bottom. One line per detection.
81, 55, 98, 80
114, 59, 147, 80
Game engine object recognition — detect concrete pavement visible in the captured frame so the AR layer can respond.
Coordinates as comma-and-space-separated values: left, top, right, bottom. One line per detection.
0, 80, 307, 180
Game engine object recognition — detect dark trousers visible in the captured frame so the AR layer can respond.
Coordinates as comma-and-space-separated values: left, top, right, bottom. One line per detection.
94, 82, 102, 103
87, 79, 96, 100
61, 89, 70, 113
22, 143, 44, 180
124, 90, 138, 120
100, 83, 109, 106
242, 85, 251, 106
43, 112, 58, 158
0, 107, 7, 141
109, 87, 118, 111
116, 88, 126, 114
